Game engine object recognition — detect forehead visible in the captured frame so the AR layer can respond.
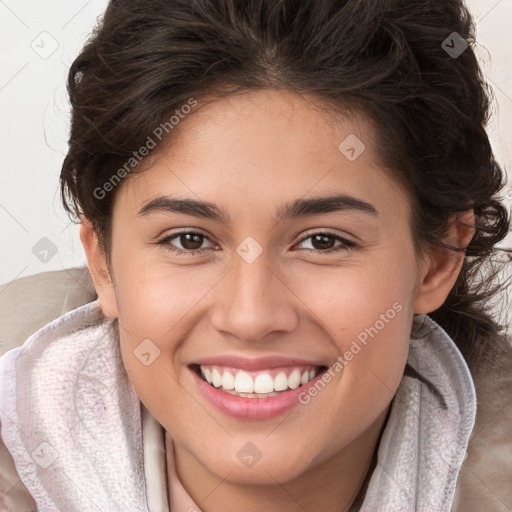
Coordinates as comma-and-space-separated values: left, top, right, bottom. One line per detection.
116, 89, 410, 221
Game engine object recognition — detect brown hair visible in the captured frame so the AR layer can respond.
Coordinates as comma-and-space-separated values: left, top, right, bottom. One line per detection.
60, 0, 512, 377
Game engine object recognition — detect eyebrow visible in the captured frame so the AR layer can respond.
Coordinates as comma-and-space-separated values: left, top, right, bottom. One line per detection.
137, 194, 378, 223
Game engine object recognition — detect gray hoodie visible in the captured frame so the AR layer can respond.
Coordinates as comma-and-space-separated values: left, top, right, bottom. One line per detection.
0, 268, 511, 511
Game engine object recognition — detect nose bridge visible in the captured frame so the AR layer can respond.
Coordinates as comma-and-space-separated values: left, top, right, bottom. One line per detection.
211, 246, 298, 342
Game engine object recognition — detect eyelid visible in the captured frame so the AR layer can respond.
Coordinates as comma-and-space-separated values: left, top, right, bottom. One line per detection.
296, 228, 357, 246
293, 230, 358, 253
156, 229, 218, 251
155, 227, 358, 256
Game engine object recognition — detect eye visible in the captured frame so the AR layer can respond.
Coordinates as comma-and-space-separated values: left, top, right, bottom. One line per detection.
155, 230, 217, 256
156, 229, 357, 257
293, 231, 357, 254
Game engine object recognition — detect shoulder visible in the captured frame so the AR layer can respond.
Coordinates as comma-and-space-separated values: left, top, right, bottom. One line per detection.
0, 267, 96, 510
453, 334, 512, 511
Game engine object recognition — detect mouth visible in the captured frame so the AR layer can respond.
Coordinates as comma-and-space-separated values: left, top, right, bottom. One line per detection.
190, 363, 329, 399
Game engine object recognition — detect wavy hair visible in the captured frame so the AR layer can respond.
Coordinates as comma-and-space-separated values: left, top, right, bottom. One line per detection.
60, 0, 512, 377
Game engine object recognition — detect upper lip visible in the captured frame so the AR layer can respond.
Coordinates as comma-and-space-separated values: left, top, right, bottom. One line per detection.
191, 355, 326, 371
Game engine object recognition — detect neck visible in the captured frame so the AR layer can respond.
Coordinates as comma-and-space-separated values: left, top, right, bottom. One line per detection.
167, 406, 390, 512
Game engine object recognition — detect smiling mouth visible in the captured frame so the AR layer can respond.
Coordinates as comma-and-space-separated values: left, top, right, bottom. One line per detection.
190, 364, 328, 398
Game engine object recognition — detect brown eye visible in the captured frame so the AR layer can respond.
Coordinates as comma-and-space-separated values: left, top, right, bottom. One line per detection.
156, 230, 216, 255
309, 234, 337, 250
295, 231, 357, 254
176, 232, 205, 251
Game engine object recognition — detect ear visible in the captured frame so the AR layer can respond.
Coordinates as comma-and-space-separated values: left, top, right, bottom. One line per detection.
80, 218, 119, 319
413, 210, 475, 315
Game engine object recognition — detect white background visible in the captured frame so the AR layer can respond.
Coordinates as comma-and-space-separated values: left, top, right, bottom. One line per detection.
1, 0, 511, 323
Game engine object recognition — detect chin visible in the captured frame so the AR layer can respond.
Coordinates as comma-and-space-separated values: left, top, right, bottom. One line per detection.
200, 445, 315, 485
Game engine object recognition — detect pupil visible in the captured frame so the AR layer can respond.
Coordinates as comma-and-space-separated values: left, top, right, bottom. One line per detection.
312, 234, 334, 250
182, 233, 203, 250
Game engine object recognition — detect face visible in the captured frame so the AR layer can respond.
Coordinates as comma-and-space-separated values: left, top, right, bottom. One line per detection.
88, 89, 427, 485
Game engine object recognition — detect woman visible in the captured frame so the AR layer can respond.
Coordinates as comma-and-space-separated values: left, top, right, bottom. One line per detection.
1, 0, 511, 510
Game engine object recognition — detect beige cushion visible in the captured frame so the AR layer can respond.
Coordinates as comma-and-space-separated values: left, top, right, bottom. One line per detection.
0, 266, 97, 358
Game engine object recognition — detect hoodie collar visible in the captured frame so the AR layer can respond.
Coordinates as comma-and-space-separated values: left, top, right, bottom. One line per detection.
0, 302, 475, 511
360, 314, 477, 511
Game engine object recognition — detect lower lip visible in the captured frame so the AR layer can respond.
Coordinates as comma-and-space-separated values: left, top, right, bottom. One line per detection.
190, 367, 325, 420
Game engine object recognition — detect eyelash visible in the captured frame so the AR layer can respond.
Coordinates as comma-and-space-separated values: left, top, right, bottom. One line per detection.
155, 229, 358, 256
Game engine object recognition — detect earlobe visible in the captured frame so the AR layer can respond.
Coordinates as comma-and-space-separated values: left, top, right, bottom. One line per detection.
413, 210, 475, 315
79, 218, 119, 320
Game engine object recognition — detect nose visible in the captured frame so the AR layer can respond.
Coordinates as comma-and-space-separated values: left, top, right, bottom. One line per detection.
210, 250, 299, 343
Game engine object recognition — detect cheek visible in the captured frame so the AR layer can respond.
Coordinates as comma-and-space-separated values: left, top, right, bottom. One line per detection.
111, 245, 220, 338
288, 248, 415, 349
109, 249, 235, 426
288, 253, 415, 422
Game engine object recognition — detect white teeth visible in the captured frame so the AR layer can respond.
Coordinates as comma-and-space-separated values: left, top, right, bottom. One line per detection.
288, 369, 301, 389
211, 369, 223, 387
274, 371, 288, 391
221, 371, 235, 390
254, 373, 274, 394
234, 371, 254, 393
198, 365, 322, 394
